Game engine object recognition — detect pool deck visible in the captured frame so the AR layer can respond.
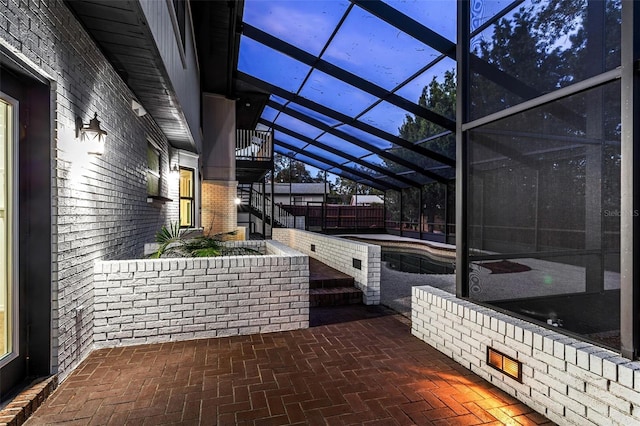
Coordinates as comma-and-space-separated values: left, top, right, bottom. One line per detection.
339, 234, 456, 260
342, 233, 620, 302
338, 233, 454, 249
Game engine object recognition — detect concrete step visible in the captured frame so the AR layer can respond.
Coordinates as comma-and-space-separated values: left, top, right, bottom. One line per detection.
309, 258, 355, 289
308, 258, 362, 307
310, 287, 363, 307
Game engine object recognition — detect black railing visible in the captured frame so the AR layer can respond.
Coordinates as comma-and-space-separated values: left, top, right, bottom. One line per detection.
236, 129, 273, 161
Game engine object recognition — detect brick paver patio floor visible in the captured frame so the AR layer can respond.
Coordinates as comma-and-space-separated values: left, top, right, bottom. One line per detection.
26, 305, 553, 425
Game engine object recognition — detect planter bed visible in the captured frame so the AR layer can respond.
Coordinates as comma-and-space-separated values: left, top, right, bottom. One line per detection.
93, 240, 309, 348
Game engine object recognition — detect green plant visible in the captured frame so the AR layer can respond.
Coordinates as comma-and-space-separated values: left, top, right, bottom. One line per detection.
149, 223, 259, 258
149, 222, 182, 258
181, 236, 222, 257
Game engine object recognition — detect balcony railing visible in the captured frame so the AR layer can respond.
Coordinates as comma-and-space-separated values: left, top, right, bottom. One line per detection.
236, 129, 273, 161
237, 184, 304, 231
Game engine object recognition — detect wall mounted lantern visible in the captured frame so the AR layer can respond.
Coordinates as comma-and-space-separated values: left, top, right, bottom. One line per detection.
131, 99, 147, 117
170, 163, 180, 177
76, 112, 107, 155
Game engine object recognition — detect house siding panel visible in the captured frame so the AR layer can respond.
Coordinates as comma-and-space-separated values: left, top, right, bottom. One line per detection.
139, 0, 201, 152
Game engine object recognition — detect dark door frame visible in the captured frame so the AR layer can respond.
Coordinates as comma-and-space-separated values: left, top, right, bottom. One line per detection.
0, 53, 52, 400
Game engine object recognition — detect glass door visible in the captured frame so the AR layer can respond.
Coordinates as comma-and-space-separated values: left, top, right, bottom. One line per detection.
0, 95, 16, 365
179, 168, 194, 227
0, 64, 51, 401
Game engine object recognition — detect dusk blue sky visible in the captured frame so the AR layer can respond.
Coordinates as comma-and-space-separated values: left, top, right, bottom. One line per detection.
238, 0, 569, 186
238, 0, 475, 186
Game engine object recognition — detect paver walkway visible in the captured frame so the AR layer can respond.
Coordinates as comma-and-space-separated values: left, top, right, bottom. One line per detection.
26, 306, 553, 425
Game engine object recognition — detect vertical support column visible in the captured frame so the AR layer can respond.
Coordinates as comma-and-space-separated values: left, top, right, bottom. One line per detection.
383, 191, 387, 232
201, 181, 238, 235
323, 171, 327, 231
323, 171, 327, 204
399, 189, 404, 237
584, 0, 606, 293
271, 175, 275, 235
620, 0, 640, 359
585, 138, 604, 293
534, 170, 540, 251
419, 186, 424, 240
355, 193, 358, 232
262, 176, 267, 238
289, 156, 293, 206
479, 177, 484, 250
201, 94, 238, 236
456, 0, 470, 298
444, 182, 449, 244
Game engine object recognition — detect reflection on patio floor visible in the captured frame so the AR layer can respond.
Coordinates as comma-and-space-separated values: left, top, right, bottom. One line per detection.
25, 305, 552, 425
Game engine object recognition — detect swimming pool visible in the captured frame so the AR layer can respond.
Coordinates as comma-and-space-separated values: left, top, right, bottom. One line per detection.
382, 249, 455, 274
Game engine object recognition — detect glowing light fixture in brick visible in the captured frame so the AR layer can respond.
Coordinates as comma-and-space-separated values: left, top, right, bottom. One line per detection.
486, 347, 522, 382
76, 112, 107, 155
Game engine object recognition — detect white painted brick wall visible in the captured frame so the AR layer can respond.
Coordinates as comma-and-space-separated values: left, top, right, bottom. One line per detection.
272, 228, 380, 304
412, 286, 640, 426
93, 241, 309, 347
2, 0, 186, 378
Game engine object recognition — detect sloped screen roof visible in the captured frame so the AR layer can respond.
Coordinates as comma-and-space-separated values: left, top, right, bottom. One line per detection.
237, 0, 458, 191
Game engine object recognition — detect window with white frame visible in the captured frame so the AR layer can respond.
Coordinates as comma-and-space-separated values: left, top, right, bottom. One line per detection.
146, 142, 161, 196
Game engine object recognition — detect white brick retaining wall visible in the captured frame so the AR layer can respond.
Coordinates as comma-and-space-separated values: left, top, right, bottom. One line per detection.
272, 228, 380, 305
93, 241, 309, 348
412, 286, 640, 426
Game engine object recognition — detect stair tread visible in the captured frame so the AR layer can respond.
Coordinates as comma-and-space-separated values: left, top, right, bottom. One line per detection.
309, 258, 354, 288
310, 290, 363, 307
310, 287, 363, 294
310, 279, 355, 289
